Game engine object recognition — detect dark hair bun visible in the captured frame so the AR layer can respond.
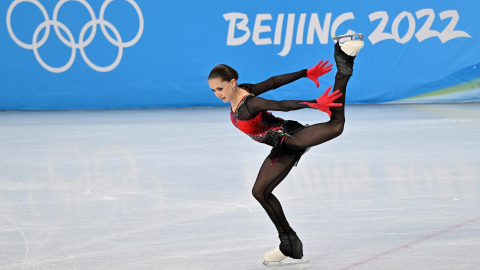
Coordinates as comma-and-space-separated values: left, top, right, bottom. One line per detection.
208, 64, 238, 81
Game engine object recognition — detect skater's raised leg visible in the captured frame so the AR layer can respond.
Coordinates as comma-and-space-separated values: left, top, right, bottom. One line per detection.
283, 34, 363, 149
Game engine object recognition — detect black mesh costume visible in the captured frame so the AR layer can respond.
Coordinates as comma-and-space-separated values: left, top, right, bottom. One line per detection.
230, 43, 355, 258
231, 70, 311, 165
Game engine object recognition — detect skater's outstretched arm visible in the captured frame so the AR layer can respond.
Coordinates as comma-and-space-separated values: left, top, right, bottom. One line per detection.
244, 87, 342, 115
245, 60, 332, 96
244, 96, 308, 113
242, 70, 306, 96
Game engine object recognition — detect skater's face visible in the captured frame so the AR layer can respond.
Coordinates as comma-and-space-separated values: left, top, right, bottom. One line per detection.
208, 78, 236, 103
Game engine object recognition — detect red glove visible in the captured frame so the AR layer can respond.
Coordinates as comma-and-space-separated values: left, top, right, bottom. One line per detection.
306, 60, 333, 88
299, 86, 343, 117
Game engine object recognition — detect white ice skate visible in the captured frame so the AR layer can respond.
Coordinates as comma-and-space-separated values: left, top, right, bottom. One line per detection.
333, 33, 364, 57
263, 245, 309, 266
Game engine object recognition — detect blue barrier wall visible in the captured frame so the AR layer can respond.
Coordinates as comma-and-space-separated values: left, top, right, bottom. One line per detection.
1, 0, 479, 110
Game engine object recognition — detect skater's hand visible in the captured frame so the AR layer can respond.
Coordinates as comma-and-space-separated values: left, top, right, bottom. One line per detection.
306, 60, 333, 88
299, 86, 342, 117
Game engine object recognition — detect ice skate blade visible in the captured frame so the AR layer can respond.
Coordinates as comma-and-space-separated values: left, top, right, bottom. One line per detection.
263, 258, 309, 266
332, 33, 363, 43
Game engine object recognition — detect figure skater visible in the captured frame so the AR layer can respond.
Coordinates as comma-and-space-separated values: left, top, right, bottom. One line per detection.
207, 34, 364, 265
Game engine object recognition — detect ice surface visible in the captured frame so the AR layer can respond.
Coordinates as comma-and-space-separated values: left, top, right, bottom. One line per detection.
1, 104, 479, 269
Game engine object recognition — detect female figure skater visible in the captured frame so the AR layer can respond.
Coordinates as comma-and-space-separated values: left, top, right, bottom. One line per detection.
208, 34, 364, 265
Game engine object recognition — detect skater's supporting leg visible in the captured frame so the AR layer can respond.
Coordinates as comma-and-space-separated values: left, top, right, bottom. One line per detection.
253, 153, 305, 259
252, 153, 298, 234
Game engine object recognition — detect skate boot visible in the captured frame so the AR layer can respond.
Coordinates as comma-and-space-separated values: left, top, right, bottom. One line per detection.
333, 33, 364, 76
279, 230, 303, 259
333, 33, 364, 55
263, 245, 309, 266
263, 231, 309, 266
263, 245, 287, 263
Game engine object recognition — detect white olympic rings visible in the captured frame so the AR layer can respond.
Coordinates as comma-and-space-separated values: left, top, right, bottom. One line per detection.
6, 0, 144, 73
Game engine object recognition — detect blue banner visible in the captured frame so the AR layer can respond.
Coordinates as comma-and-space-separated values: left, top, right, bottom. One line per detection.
1, 0, 479, 110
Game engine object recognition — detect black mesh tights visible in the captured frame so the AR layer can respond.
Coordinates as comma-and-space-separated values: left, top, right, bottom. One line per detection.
251, 72, 351, 234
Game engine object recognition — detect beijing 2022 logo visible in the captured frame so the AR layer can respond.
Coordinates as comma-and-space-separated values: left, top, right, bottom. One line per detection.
6, 0, 144, 73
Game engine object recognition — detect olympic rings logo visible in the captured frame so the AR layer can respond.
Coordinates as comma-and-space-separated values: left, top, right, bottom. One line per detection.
6, 0, 144, 73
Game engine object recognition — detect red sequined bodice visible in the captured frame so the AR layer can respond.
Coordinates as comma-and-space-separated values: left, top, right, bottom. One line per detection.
230, 94, 288, 147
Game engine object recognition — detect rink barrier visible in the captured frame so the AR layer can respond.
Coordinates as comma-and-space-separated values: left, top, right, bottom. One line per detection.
1, 0, 479, 110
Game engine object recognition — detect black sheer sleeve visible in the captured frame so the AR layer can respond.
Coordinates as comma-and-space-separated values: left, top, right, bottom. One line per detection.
240, 69, 307, 96
244, 96, 310, 116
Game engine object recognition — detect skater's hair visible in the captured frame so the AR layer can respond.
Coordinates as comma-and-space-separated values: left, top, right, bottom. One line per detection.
208, 64, 238, 82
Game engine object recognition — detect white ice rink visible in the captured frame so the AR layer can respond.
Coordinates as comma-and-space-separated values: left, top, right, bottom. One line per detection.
1, 103, 479, 270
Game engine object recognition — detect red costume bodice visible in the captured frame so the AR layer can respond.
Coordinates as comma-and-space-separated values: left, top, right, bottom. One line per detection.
230, 94, 290, 148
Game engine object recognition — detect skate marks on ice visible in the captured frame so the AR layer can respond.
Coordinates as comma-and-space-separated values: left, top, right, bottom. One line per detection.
339, 215, 480, 270
0, 213, 29, 264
